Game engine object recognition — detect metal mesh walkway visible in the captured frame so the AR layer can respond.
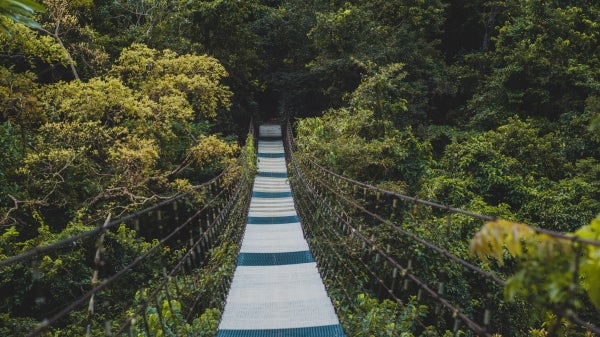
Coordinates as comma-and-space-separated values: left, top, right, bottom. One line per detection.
217, 124, 346, 337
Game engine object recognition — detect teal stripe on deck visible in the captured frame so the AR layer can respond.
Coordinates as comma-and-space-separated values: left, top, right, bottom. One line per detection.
252, 191, 292, 198
258, 153, 285, 158
237, 251, 314, 266
257, 171, 288, 178
217, 324, 346, 337
247, 215, 299, 224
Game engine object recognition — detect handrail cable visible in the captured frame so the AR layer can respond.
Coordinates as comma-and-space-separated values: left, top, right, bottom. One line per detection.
183, 176, 251, 322
0, 162, 238, 268
287, 116, 600, 249
286, 119, 600, 336
116, 171, 249, 335
301, 164, 506, 286
295, 177, 432, 331
566, 311, 600, 335
117, 121, 256, 334
288, 144, 490, 336
26, 172, 238, 337
292, 179, 360, 315
305, 157, 600, 248
123, 121, 256, 333
295, 180, 375, 304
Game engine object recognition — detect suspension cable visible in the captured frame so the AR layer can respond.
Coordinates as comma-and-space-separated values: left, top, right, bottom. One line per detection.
0, 163, 238, 268
25, 171, 240, 337
294, 150, 506, 286
285, 118, 600, 336
286, 116, 600, 249
305, 156, 600, 248
289, 146, 491, 336
116, 171, 249, 335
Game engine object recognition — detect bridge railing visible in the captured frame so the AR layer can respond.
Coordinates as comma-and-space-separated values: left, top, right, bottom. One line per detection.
284, 118, 600, 336
0, 124, 255, 336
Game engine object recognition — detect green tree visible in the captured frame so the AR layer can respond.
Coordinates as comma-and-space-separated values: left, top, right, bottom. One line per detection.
0, 15, 70, 66
306, 0, 447, 123
33, 0, 110, 80
296, 106, 431, 192
425, 117, 599, 231
469, 1, 600, 128
2, 44, 236, 228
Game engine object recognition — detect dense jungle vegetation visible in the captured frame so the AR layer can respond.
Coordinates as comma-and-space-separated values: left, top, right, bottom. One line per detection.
1, 0, 599, 336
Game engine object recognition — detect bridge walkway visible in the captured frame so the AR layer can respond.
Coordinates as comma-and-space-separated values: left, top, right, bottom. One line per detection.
216, 124, 345, 337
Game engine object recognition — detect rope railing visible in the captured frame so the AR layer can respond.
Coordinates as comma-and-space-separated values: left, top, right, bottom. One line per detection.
0, 163, 237, 268
293, 176, 433, 332
287, 136, 492, 336
302, 149, 600, 249
183, 170, 252, 323
294, 178, 368, 308
284, 118, 600, 336
115, 167, 251, 336
25, 167, 242, 337
1, 122, 257, 337
304, 168, 506, 286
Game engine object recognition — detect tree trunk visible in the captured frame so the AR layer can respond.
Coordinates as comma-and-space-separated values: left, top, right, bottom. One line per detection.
482, 5, 498, 52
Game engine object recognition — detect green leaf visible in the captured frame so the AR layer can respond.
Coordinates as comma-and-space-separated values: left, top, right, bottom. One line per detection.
0, 0, 45, 32
581, 262, 600, 310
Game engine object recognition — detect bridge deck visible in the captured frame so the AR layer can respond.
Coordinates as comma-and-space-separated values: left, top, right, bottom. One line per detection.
217, 124, 345, 337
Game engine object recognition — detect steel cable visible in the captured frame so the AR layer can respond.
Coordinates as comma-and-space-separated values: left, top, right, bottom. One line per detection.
285, 118, 600, 336
116, 172, 250, 335
289, 145, 490, 336
25, 169, 242, 337
0, 162, 239, 268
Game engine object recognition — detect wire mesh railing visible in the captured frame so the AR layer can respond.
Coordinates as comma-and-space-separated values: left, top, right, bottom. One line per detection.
284, 118, 600, 337
1, 123, 255, 337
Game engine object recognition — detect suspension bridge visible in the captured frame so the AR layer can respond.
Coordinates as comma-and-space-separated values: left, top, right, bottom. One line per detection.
0, 120, 599, 337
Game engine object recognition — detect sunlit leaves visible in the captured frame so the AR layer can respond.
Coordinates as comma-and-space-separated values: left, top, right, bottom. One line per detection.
43, 77, 145, 124
470, 215, 600, 313
469, 219, 536, 265
111, 43, 232, 120
108, 136, 159, 185
575, 215, 600, 309
0, 17, 69, 65
0, 67, 44, 129
190, 134, 239, 169
4, 42, 236, 224
0, 0, 45, 32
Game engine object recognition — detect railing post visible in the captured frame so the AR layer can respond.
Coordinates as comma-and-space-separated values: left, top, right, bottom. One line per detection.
86, 214, 111, 337
436, 269, 447, 315
154, 294, 167, 335
403, 259, 412, 292
484, 292, 492, 330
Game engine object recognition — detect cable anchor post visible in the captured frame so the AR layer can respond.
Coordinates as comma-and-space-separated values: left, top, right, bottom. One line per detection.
86, 213, 111, 337
435, 269, 448, 315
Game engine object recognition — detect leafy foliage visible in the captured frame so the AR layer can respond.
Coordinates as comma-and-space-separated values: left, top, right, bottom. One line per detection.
469, 1, 600, 128
339, 294, 431, 337
0, 0, 45, 32
470, 216, 600, 332
1, 43, 236, 229
296, 106, 431, 192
